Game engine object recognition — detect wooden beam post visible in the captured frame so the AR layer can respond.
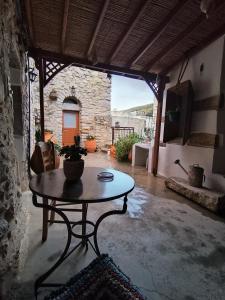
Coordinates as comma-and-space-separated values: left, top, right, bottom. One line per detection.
108, 0, 148, 63
24, 0, 35, 46
39, 57, 45, 141
28, 48, 164, 83
145, 14, 204, 72
61, 0, 70, 53
151, 78, 165, 175
87, 0, 110, 58
162, 20, 225, 74
147, 0, 225, 72
129, 0, 188, 67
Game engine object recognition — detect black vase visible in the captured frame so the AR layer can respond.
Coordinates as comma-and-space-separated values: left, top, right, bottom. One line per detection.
63, 159, 84, 181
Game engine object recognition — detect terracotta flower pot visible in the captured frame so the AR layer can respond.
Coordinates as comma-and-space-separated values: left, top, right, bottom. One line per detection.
85, 140, 96, 153
110, 145, 116, 158
44, 131, 57, 144
128, 150, 132, 161
63, 159, 84, 181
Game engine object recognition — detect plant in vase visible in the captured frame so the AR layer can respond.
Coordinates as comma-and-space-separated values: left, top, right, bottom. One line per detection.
60, 144, 87, 181
85, 134, 96, 153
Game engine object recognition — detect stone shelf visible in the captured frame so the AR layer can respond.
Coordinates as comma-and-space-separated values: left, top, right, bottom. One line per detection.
165, 177, 225, 215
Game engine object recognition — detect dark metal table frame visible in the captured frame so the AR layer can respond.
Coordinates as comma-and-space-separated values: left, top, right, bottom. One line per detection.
32, 191, 130, 298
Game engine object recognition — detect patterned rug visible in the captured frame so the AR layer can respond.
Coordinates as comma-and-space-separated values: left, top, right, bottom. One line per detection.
45, 254, 146, 300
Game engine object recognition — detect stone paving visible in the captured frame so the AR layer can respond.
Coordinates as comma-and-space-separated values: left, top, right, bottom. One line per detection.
11, 153, 225, 300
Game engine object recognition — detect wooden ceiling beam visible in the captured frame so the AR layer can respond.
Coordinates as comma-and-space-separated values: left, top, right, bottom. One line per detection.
162, 21, 225, 75
108, 0, 149, 64
145, 14, 204, 72
129, 0, 189, 66
24, 0, 35, 46
61, 0, 70, 53
87, 0, 110, 58
28, 48, 169, 83
147, 0, 225, 72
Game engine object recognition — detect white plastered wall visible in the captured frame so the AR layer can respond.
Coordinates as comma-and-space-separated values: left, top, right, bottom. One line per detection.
158, 35, 225, 193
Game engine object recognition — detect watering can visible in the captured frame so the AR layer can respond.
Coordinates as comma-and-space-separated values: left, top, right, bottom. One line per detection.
174, 159, 205, 188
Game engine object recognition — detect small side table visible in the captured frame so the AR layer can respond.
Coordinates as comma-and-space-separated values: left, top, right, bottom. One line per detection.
132, 143, 151, 168
29, 167, 135, 298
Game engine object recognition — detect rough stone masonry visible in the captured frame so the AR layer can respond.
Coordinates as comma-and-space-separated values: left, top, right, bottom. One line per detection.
32, 66, 112, 149
0, 0, 29, 295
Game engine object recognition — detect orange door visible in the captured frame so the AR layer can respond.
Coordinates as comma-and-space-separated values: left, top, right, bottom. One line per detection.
62, 110, 79, 146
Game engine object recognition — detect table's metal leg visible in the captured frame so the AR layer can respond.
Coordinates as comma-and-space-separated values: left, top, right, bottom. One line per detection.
93, 195, 128, 256
32, 193, 129, 297
82, 203, 88, 247
32, 193, 72, 299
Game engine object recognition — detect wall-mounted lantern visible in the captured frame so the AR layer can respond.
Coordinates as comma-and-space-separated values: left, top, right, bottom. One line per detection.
28, 67, 38, 82
49, 89, 58, 100
71, 85, 76, 96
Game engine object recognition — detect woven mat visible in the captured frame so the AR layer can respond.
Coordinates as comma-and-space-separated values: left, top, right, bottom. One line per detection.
45, 254, 145, 300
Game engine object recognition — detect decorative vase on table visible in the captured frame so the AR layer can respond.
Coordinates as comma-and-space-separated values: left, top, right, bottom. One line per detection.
85, 135, 96, 153
60, 144, 87, 181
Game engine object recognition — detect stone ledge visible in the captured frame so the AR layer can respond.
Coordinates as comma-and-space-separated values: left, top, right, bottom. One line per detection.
165, 177, 225, 215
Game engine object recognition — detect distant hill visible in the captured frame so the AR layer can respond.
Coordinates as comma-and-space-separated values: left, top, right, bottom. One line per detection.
117, 103, 153, 116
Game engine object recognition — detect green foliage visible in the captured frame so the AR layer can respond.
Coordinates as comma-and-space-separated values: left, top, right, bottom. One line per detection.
86, 134, 95, 140
115, 133, 143, 162
60, 144, 87, 161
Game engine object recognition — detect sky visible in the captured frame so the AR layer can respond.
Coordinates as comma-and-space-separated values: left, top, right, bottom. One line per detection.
111, 75, 154, 111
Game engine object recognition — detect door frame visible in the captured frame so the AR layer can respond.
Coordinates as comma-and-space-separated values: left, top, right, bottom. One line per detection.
62, 110, 80, 146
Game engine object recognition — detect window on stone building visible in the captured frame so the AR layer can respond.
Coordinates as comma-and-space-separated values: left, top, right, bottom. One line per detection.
63, 96, 79, 105
62, 96, 81, 112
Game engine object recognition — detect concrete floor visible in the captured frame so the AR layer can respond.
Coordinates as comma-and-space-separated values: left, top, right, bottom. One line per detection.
12, 153, 225, 300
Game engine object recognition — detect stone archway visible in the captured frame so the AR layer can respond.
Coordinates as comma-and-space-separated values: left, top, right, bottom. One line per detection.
62, 96, 81, 146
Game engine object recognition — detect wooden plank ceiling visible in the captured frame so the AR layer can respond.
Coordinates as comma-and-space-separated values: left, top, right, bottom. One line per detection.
25, 0, 225, 76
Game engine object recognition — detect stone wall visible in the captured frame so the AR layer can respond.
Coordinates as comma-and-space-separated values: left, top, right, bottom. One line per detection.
33, 66, 112, 148
158, 36, 225, 193
0, 0, 29, 294
111, 115, 146, 136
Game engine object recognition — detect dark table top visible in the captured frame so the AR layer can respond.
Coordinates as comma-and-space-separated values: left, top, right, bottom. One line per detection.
29, 167, 135, 203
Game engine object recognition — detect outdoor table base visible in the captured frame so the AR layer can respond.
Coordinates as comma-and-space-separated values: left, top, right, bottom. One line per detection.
32, 193, 128, 298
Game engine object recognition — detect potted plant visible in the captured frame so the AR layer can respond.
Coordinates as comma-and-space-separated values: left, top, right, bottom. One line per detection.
85, 135, 96, 153
115, 133, 143, 162
60, 144, 87, 181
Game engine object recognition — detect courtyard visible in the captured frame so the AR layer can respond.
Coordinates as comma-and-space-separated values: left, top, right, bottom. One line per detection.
2, 1, 225, 300
10, 152, 225, 300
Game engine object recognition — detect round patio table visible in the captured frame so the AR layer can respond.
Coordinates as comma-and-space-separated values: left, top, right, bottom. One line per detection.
29, 167, 135, 297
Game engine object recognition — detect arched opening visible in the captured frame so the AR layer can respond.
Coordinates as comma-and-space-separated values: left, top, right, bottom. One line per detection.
62, 97, 81, 146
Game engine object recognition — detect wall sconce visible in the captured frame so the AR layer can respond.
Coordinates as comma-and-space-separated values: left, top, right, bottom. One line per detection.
71, 85, 76, 96
49, 89, 58, 100
28, 67, 37, 82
